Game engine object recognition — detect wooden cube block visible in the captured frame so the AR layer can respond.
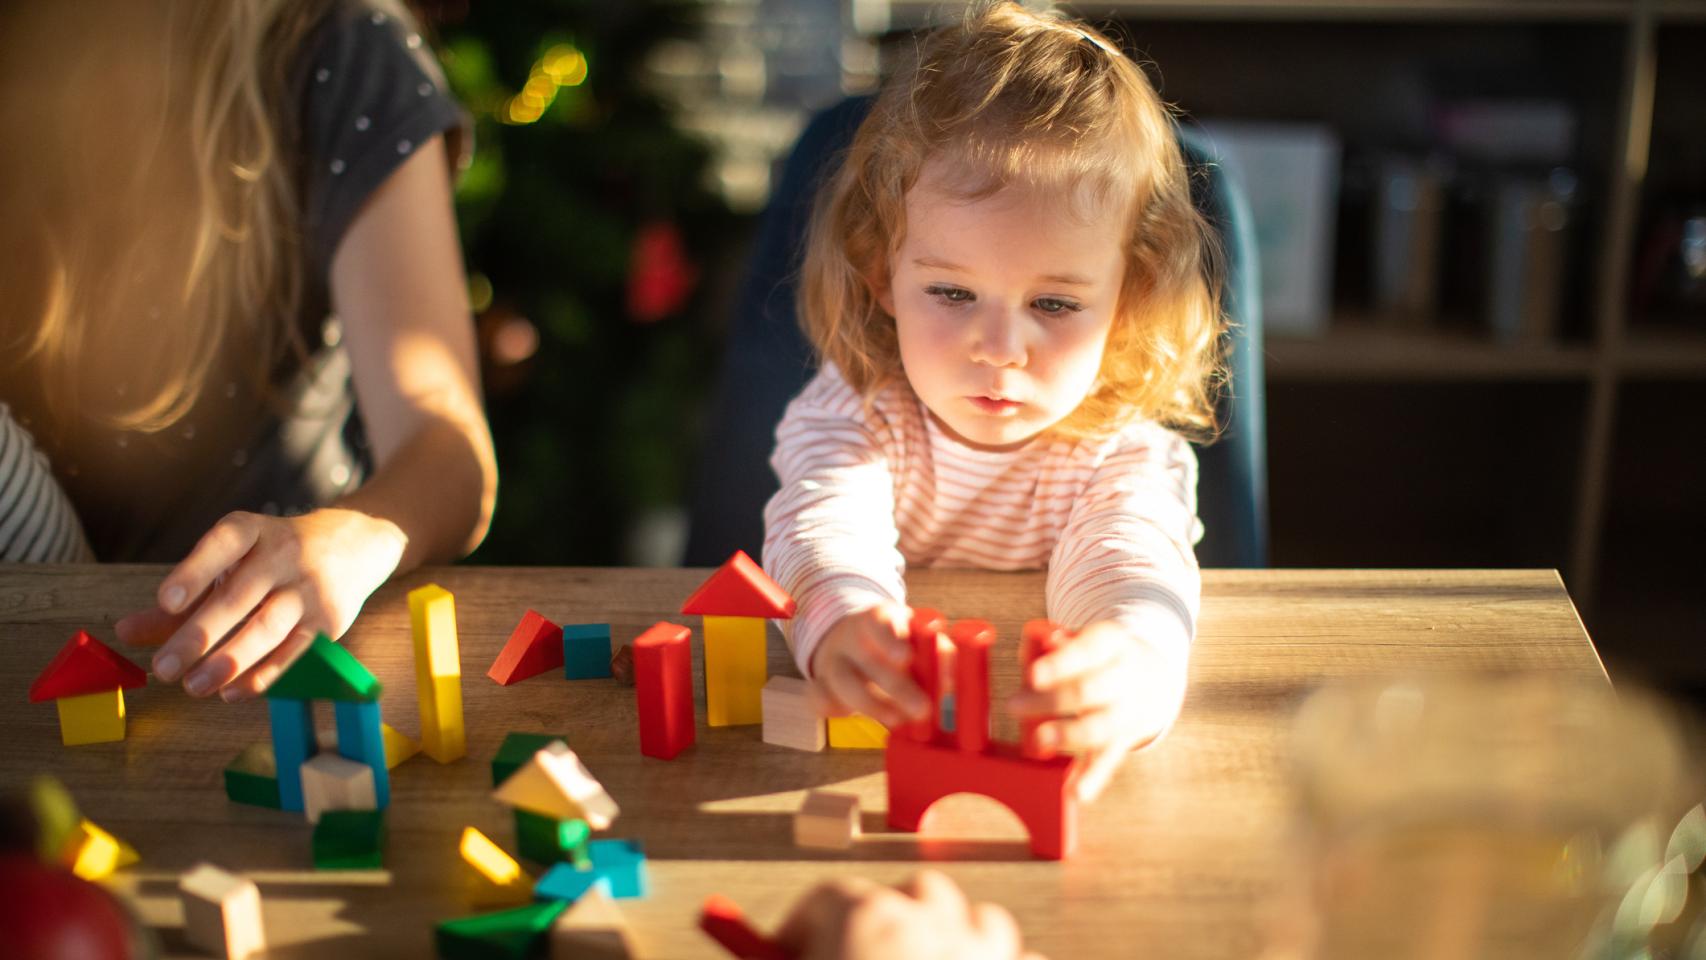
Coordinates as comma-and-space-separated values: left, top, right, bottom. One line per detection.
179, 863, 265, 960
551, 885, 636, 959
299, 753, 377, 824
794, 790, 860, 850
761, 677, 825, 752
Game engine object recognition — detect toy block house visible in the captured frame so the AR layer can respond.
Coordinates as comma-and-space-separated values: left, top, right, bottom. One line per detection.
29, 631, 148, 746
680, 551, 796, 727
264, 634, 390, 815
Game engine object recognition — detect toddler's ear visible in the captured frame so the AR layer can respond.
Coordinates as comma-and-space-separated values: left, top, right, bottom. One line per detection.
866, 270, 895, 316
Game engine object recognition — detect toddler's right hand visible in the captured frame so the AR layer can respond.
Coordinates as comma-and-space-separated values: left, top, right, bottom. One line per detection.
776, 870, 1042, 960
809, 604, 932, 730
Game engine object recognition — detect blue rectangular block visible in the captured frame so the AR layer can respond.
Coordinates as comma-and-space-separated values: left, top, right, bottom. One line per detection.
562, 623, 613, 680
268, 697, 314, 812
334, 699, 390, 809
534, 865, 610, 903
587, 839, 647, 899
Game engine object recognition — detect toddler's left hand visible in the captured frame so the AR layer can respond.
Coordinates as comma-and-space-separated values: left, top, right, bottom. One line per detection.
1006, 620, 1188, 802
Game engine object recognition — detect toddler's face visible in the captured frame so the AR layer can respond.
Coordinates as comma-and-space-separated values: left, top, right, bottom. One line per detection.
881, 166, 1126, 450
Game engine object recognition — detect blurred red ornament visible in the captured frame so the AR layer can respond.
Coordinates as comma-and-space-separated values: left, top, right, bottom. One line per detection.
0, 854, 138, 960
626, 221, 699, 323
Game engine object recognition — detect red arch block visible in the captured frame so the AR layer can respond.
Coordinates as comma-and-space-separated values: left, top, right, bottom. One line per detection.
884, 735, 1078, 860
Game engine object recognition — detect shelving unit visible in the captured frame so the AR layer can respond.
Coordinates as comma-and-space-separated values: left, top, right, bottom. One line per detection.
878, 0, 1706, 686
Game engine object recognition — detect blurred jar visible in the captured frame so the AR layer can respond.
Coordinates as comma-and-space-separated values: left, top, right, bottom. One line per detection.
1275, 677, 1698, 960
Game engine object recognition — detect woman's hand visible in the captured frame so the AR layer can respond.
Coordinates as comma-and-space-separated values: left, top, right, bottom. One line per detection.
776, 870, 1043, 960
1007, 619, 1189, 801
809, 603, 932, 730
115, 507, 406, 701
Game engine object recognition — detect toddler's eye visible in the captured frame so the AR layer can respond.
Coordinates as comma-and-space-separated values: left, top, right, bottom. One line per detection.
1033, 297, 1082, 315
925, 284, 974, 305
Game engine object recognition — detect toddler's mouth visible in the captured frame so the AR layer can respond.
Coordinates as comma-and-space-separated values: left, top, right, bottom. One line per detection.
968, 395, 1023, 415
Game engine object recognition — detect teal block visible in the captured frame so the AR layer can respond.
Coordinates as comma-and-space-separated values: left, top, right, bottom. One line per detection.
562, 624, 612, 679
268, 697, 314, 812
492, 732, 565, 787
435, 900, 566, 960
587, 839, 647, 899
533, 866, 609, 903
313, 809, 385, 870
334, 699, 389, 808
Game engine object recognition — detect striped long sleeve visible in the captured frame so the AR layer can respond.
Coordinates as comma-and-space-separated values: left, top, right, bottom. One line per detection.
0, 404, 95, 563
763, 366, 1202, 677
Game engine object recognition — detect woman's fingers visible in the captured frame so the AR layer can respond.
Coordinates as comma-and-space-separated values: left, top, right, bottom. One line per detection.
220, 626, 318, 702
156, 513, 263, 614
183, 588, 305, 698
153, 547, 288, 689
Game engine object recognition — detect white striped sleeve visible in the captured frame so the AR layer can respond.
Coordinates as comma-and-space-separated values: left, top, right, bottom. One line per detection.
762, 369, 907, 677
0, 405, 95, 563
1045, 425, 1201, 662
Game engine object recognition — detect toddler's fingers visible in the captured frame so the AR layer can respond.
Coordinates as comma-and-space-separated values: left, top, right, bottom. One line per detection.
1030, 706, 1127, 757
1009, 665, 1128, 719
821, 662, 909, 729
157, 512, 263, 615
186, 588, 305, 700
220, 627, 318, 702
968, 901, 1023, 958
850, 650, 931, 722
1027, 622, 1128, 688
1074, 727, 1144, 802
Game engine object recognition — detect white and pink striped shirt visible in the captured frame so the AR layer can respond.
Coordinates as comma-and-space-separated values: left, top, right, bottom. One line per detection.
762, 364, 1203, 677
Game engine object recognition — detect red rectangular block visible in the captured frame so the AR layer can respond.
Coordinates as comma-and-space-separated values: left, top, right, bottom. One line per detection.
948, 620, 994, 754
905, 609, 946, 742
1019, 620, 1071, 759
634, 622, 694, 760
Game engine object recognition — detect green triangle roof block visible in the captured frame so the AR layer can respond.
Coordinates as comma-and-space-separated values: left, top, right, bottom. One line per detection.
266, 634, 380, 702
435, 900, 567, 959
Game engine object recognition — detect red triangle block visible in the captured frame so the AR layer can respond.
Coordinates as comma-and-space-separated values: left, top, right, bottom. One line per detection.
488, 611, 564, 686
680, 551, 796, 619
29, 631, 148, 703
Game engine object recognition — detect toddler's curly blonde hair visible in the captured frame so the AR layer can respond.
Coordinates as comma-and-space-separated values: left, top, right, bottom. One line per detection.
800, 1, 1225, 440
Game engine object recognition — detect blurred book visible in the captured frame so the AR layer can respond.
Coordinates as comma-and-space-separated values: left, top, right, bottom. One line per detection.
1198, 120, 1340, 338
1486, 171, 1576, 345
1372, 154, 1450, 328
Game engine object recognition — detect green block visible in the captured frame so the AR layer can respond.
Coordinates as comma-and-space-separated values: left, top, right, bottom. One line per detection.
223, 742, 282, 809
557, 819, 591, 870
313, 809, 386, 870
435, 900, 567, 960
491, 732, 566, 788
267, 634, 381, 703
514, 809, 562, 865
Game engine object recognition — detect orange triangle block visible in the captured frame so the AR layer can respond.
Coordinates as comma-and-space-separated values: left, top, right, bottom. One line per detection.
488, 611, 564, 686
680, 551, 796, 619
29, 632, 148, 703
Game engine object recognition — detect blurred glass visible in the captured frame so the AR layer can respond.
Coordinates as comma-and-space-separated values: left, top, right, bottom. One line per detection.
1275, 677, 1700, 960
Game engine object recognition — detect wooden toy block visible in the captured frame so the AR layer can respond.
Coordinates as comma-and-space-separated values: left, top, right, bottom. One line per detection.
312, 809, 386, 870
1020, 620, 1071, 759
681, 550, 797, 619
905, 608, 947, 741
408, 583, 466, 763
435, 900, 567, 960
267, 696, 315, 812
29, 775, 81, 862
54, 689, 126, 745
492, 741, 618, 829
534, 865, 609, 903
949, 620, 995, 753
586, 839, 647, 899
381, 722, 419, 769
633, 621, 694, 760
885, 735, 1078, 860
793, 790, 860, 850
558, 819, 592, 869
563, 623, 614, 680
60, 818, 138, 880
492, 732, 567, 787
704, 615, 766, 727
760, 676, 824, 751
700, 894, 792, 960
609, 644, 635, 686
550, 885, 636, 959
29, 630, 148, 702
300, 753, 377, 824
459, 826, 533, 905
826, 714, 888, 749
268, 633, 381, 702
179, 862, 265, 960
223, 742, 281, 809
514, 809, 566, 865
333, 698, 390, 809
490, 610, 564, 686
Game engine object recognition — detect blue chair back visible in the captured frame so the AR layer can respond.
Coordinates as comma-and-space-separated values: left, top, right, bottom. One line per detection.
685, 97, 1268, 568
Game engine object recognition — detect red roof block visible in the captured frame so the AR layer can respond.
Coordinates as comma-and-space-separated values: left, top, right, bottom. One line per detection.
29, 631, 148, 703
488, 610, 564, 686
680, 551, 796, 619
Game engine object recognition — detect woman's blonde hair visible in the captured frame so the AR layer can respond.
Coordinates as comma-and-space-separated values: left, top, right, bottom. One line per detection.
800, 1, 1225, 440
0, 0, 424, 432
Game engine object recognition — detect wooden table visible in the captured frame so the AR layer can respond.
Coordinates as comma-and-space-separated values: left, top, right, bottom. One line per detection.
0, 566, 1606, 958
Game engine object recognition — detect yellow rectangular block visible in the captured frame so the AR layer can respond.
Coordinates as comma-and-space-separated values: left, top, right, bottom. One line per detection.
827, 714, 888, 749
703, 616, 766, 727
56, 689, 125, 746
409, 584, 466, 763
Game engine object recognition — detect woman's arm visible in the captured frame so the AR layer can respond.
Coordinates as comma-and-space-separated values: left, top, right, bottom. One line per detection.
119, 135, 497, 700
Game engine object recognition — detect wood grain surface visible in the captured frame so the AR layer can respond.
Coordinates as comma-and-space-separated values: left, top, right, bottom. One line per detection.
0, 565, 1606, 958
